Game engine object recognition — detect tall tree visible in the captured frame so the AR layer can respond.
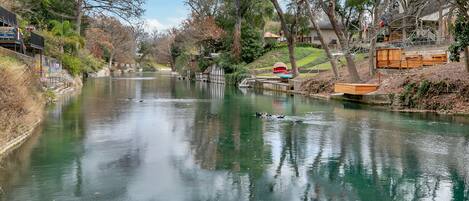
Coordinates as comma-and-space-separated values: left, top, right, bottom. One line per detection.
396, 0, 427, 41
74, 0, 145, 35
305, 0, 339, 79
230, 0, 272, 62
320, 0, 361, 82
449, 0, 469, 72
270, 0, 302, 77
233, 0, 242, 61
92, 16, 136, 68
185, 0, 222, 19
368, 0, 390, 76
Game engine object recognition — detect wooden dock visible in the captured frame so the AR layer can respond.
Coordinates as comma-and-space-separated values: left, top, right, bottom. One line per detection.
334, 83, 380, 95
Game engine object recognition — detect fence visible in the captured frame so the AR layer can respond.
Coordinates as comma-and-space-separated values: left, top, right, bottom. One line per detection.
196, 65, 225, 84
34, 55, 74, 89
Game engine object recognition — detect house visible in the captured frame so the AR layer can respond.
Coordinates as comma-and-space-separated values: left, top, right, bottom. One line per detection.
0, 6, 44, 54
303, 20, 340, 47
381, 0, 454, 43
0, 6, 24, 53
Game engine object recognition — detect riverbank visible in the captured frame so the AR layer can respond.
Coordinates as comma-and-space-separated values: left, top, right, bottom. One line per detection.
299, 60, 469, 115
0, 56, 82, 159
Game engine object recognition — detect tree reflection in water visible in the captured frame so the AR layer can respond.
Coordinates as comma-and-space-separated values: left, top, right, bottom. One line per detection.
188, 84, 469, 201
0, 74, 468, 201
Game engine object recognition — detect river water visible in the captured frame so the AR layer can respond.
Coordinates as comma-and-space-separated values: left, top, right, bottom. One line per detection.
0, 73, 468, 201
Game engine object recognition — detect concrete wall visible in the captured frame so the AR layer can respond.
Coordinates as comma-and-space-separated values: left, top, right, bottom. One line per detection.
0, 47, 34, 67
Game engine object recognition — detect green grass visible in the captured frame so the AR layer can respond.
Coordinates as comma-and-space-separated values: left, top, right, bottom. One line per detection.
246, 47, 321, 69
256, 72, 318, 79
248, 47, 368, 76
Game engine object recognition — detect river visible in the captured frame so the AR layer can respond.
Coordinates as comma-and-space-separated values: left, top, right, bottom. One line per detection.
0, 73, 468, 201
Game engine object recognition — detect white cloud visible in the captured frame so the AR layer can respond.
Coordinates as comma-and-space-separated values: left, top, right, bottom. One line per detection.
144, 18, 165, 32
144, 17, 186, 33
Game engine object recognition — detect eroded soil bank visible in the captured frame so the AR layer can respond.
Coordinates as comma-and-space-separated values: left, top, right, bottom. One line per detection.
299, 61, 469, 115
0, 57, 44, 157
0, 56, 82, 158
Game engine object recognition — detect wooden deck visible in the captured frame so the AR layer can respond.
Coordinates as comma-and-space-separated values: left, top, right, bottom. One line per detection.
334, 83, 380, 95
376, 48, 448, 69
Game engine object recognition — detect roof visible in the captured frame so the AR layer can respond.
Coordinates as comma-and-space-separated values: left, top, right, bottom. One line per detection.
310, 11, 344, 30
264, 32, 280, 38
0, 6, 17, 26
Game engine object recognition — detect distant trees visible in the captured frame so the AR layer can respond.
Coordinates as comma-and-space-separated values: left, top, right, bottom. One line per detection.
74, 0, 145, 34
90, 16, 136, 68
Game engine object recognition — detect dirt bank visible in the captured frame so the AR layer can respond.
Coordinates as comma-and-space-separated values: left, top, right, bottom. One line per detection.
299, 59, 469, 115
299, 59, 372, 95
0, 57, 44, 157
375, 62, 469, 114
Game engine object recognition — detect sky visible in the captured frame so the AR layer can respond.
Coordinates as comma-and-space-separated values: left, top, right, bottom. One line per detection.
143, 0, 189, 32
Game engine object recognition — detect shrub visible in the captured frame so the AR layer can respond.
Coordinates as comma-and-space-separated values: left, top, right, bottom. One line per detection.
61, 54, 83, 76
241, 26, 264, 63
175, 53, 191, 71
78, 50, 104, 73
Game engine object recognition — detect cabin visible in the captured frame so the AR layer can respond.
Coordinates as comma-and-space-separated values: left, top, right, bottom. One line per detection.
0, 6, 24, 53
0, 6, 44, 55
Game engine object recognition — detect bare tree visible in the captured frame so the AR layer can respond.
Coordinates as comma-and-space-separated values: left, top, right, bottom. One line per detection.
320, 0, 361, 82
270, 0, 302, 77
92, 16, 136, 68
396, 0, 427, 40
185, 0, 222, 19
75, 0, 145, 35
304, 0, 339, 79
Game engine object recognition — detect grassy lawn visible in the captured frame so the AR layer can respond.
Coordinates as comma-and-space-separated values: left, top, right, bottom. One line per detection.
248, 46, 368, 77
256, 72, 318, 79
246, 47, 320, 69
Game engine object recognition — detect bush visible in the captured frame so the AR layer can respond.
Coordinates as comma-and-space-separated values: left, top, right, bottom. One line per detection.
225, 65, 250, 84
61, 54, 83, 76
175, 53, 191, 72
78, 50, 104, 73
241, 26, 264, 63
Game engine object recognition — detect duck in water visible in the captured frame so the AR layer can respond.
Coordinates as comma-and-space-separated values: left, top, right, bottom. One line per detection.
255, 112, 285, 119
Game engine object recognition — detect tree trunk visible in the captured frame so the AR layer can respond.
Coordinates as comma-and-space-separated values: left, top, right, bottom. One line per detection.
322, 0, 360, 82
358, 11, 364, 42
368, 4, 380, 77
446, 7, 455, 41
109, 52, 114, 69
232, 0, 242, 62
75, 0, 83, 35
437, 0, 443, 44
465, 47, 469, 72
305, 0, 339, 78
402, 16, 407, 41
271, 0, 299, 77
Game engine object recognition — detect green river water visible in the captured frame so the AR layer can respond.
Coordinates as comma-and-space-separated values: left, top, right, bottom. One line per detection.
0, 73, 469, 201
